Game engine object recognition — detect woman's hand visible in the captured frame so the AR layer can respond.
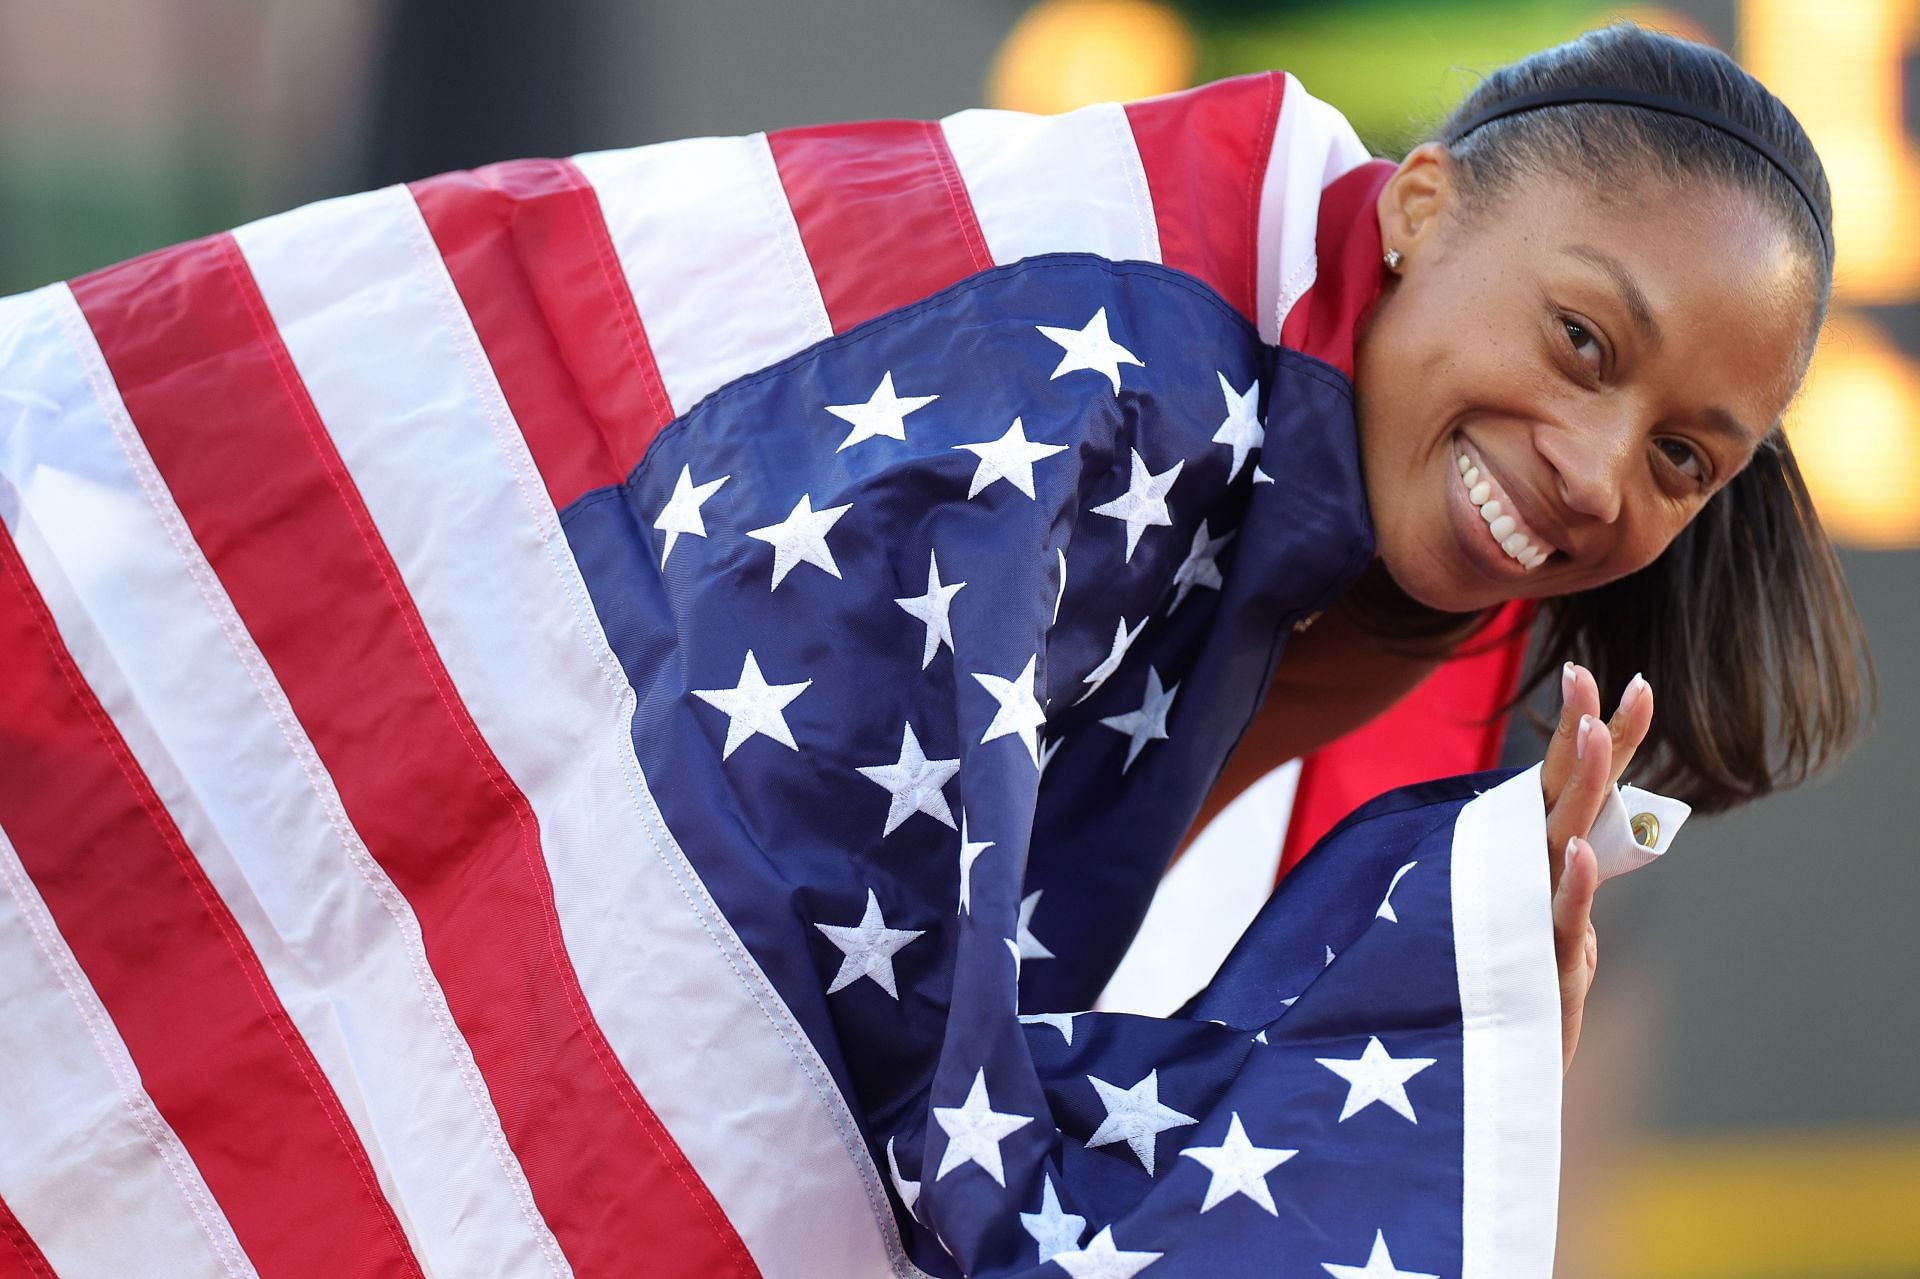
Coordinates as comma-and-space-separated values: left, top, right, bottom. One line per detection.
1539, 663, 1653, 1073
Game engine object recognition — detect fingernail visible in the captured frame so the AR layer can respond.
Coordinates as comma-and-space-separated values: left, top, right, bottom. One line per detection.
1566, 836, 1581, 867
1576, 714, 1593, 758
1621, 672, 1648, 713
1561, 661, 1576, 703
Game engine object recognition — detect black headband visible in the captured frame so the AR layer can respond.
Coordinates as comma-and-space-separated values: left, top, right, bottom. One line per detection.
1443, 85, 1832, 261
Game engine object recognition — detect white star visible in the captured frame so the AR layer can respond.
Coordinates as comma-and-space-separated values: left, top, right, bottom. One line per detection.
933, 1068, 1032, 1187
1052, 1226, 1162, 1279
857, 723, 961, 836
1376, 861, 1418, 922
1036, 308, 1143, 392
1085, 1069, 1197, 1175
885, 1136, 921, 1219
1321, 1231, 1439, 1279
1098, 667, 1178, 773
974, 654, 1047, 766
691, 651, 810, 759
1019, 1011, 1080, 1045
746, 493, 852, 590
952, 417, 1068, 500
1016, 890, 1054, 961
1090, 450, 1182, 563
1316, 1037, 1437, 1123
1166, 521, 1234, 613
894, 549, 966, 669
1179, 1112, 1296, 1214
1020, 1174, 1086, 1262
814, 888, 924, 998
652, 464, 729, 567
1073, 614, 1147, 705
1211, 372, 1264, 481
825, 371, 938, 451
1252, 464, 1274, 485
1252, 1028, 1270, 1044
1037, 735, 1063, 779
956, 810, 993, 915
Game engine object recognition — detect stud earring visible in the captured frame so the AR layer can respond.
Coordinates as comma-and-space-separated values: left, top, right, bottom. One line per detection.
1382, 248, 1403, 271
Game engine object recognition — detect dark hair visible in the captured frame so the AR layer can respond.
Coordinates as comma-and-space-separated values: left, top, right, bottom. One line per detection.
1353, 22, 1872, 815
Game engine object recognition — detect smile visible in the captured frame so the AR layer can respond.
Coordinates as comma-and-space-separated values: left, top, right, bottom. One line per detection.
1453, 441, 1551, 570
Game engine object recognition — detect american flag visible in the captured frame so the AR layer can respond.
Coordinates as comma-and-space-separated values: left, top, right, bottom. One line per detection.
0, 73, 1559, 1278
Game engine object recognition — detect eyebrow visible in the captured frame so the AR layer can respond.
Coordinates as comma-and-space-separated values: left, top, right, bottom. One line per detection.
1562, 244, 1663, 350
1701, 405, 1764, 452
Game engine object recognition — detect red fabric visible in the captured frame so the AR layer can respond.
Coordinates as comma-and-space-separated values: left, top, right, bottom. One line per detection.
1280, 602, 1536, 880
0, 527, 424, 1279
1125, 71, 1283, 326
0, 1198, 55, 1279
71, 238, 757, 1279
413, 158, 675, 511
1279, 158, 1396, 380
769, 118, 992, 333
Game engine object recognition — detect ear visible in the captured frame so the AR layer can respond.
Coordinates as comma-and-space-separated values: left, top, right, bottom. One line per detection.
1376, 141, 1459, 255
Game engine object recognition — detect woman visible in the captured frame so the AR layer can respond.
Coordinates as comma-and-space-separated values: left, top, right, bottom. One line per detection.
0, 18, 1870, 1279
1190, 19, 1868, 1080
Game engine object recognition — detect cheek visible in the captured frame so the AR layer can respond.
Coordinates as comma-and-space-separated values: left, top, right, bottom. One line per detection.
1600, 499, 1695, 581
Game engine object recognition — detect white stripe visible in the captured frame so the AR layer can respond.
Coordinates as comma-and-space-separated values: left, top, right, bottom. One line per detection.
1256, 73, 1372, 344
233, 184, 918, 1279
0, 281, 571, 1279
941, 101, 1162, 268
572, 133, 831, 416
1452, 765, 1562, 1275
0, 819, 256, 1279
1096, 761, 1300, 1016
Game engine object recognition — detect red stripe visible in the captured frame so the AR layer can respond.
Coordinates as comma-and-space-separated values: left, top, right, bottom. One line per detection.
0, 528, 423, 1278
69, 238, 756, 1278
0, 1197, 57, 1279
1278, 159, 1397, 380
412, 159, 675, 511
1278, 602, 1535, 880
769, 119, 992, 333
1125, 72, 1283, 325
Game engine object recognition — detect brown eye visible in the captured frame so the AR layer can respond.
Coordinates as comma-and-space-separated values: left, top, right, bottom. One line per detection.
1657, 437, 1707, 483
1562, 318, 1601, 369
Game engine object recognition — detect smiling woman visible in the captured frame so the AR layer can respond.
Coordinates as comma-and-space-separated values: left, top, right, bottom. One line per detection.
1317, 22, 1869, 817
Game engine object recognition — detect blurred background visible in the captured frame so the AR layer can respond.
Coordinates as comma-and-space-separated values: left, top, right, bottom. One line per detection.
1, 1, 1913, 1274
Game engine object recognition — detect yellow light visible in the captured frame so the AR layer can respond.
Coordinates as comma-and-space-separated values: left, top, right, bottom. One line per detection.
1742, 0, 1920, 305
987, 0, 1198, 115
1788, 313, 1920, 549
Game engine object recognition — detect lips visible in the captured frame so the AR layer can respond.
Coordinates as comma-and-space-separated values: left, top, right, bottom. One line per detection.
1452, 439, 1553, 570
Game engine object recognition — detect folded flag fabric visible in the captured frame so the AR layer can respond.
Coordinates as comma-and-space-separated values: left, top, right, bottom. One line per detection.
0, 71, 1571, 1278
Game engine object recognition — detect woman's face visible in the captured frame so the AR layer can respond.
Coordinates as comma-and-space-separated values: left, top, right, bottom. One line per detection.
1353, 142, 1819, 614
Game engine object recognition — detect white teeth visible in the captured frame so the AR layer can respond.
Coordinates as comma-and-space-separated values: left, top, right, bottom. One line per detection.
1457, 443, 1553, 569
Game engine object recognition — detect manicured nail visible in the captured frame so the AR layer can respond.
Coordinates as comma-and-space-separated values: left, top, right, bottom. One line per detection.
1566, 836, 1581, 867
1577, 714, 1593, 758
1621, 672, 1649, 714
1561, 661, 1576, 704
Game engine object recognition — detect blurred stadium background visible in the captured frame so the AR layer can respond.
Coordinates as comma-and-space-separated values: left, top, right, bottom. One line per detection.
1, 1, 1914, 1274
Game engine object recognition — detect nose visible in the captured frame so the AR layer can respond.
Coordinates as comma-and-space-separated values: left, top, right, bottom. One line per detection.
1536, 411, 1634, 525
